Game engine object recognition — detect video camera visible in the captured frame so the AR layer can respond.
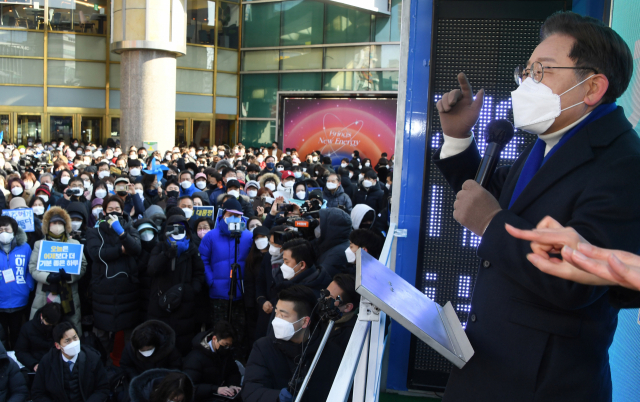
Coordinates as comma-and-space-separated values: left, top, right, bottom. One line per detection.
318, 289, 343, 322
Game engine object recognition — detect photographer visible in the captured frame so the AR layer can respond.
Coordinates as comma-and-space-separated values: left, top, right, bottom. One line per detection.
323, 273, 360, 352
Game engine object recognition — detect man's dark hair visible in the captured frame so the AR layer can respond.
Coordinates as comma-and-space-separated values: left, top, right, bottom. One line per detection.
282, 238, 316, 269
40, 302, 63, 325
213, 320, 236, 340
68, 177, 83, 187
179, 170, 193, 180
141, 173, 157, 190
221, 167, 236, 178
178, 195, 193, 204
278, 285, 317, 322
96, 161, 109, 170
364, 170, 378, 180
164, 178, 180, 190
540, 11, 633, 103
265, 155, 275, 163
0, 216, 18, 234
332, 273, 360, 307
322, 156, 332, 164
131, 321, 170, 349
52, 321, 77, 344
149, 372, 193, 402
349, 229, 384, 259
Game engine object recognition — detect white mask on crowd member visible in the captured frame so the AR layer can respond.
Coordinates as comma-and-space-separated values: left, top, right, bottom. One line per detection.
62, 340, 81, 357
280, 261, 300, 280
255, 237, 269, 250
345, 246, 356, 263
95, 189, 107, 199
362, 180, 373, 188
272, 317, 305, 341
269, 244, 281, 256
139, 348, 155, 357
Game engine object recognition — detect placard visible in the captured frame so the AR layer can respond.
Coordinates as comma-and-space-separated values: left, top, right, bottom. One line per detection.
193, 206, 215, 219
36, 241, 84, 275
143, 141, 159, 152
1, 208, 35, 232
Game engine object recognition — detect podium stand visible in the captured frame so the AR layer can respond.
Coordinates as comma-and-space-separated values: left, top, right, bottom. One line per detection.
327, 244, 474, 402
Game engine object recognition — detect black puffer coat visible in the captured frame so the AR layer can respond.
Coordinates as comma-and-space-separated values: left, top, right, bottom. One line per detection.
120, 320, 183, 382
313, 208, 352, 278
129, 369, 194, 402
147, 238, 205, 355
182, 331, 242, 400
132, 218, 159, 322
14, 307, 55, 371
0, 342, 28, 402
86, 216, 142, 332
353, 181, 386, 213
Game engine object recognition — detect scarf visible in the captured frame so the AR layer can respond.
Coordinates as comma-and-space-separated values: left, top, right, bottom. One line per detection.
168, 236, 190, 257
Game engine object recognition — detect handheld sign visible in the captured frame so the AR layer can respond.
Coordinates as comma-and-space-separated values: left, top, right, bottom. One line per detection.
2, 208, 35, 232
193, 206, 215, 219
36, 241, 84, 275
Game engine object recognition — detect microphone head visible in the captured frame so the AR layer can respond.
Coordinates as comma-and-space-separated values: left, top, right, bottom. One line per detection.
486, 119, 515, 147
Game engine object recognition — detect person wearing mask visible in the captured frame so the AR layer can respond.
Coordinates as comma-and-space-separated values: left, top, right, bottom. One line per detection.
322, 173, 353, 213
259, 173, 280, 194
242, 224, 269, 346
142, 173, 164, 209
374, 157, 391, 184
28, 207, 88, 334
208, 168, 238, 206
96, 162, 111, 181
273, 238, 331, 299
182, 321, 243, 400
260, 156, 282, 179
129, 370, 194, 402
353, 170, 386, 213
194, 172, 208, 193
199, 198, 253, 350
323, 273, 360, 353
119, 320, 183, 385
114, 176, 146, 217
313, 208, 352, 278
350, 204, 389, 237
321, 156, 335, 174
87, 198, 103, 228
86, 195, 141, 354
179, 170, 197, 197
0, 341, 28, 402
55, 177, 88, 213
336, 167, 355, 202
193, 217, 213, 246
242, 285, 342, 402
217, 179, 252, 216
178, 196, 195, 220
0, 216, 34, 350
15, 302, 63, 373
147, 215, 205, 355
345, 228, 385, 266
53, 170, 72, 195
292, 182, 308, 201
128, 159, 143, 183
31, 322, 109, 402
6, 177, 31, 206
245, 180, 260, 200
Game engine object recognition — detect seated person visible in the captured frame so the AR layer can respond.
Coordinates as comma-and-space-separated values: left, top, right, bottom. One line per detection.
130, 370, 194, 402
15, 302, 63, 372
0, 341, 28, 402
324, 274, 360, 352
344, 229, 385, 273
273, 238, 332, 299
242, 286, 342, 402
182, 321, 242, 400
120, 320, 183, 382
31, 322, 109, 402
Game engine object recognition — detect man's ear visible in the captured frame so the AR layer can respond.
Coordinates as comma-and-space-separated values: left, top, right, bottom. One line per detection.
55, 342, 61, 351
362, 247, 369, 254
344, 303, 354, 313
302, 316, 311, 329
584, 74, 609, 107
299, 261, 306, 271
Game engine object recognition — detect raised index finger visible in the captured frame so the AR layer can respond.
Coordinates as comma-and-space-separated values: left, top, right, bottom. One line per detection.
457, 72, 473, 99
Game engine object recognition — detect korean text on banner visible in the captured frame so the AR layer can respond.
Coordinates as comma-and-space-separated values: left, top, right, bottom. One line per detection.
1, 208, 35, 232
36, 241, 84, 275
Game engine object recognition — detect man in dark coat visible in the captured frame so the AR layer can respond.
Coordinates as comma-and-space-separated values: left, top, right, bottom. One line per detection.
353, 170, 386, 213
0, 342, 28, 402
182, 321, 242, 400
432, 12, 640, 402
31, 322, 109, 402
323, 274, 360, 353
272, 238, 332, 300
14, 303, 62, 372
337, 167, 355, 202
322, 173, 352, 213
313, 208, 352, 278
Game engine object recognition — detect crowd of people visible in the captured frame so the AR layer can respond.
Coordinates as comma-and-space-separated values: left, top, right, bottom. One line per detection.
0, 138, 393, 402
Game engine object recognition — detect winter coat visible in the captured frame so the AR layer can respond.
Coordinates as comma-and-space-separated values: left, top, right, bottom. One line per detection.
258, 173, 280, 190
136, 238, 157, 323
313, 208, 352, 278
0, 342, 28, 402
0, 227, 34, 310
325, 311, 358, 353
86, 216, 141, 332
241, 330, 342, 402
31, 346, 110, 402
182, 331, 242, 400
147, 239, 205, 354
119, 320, 182, 382
179, 182, 197, 197
353, 181, 386, 213
14, 307, 56, 371
129, 369, 194, 402
215, 193, 253, 217
29, 208, 88, 333
339, 172, 355, 202
322, 185, 353, 213
272, 264, 332, 300
199, 220, 253, 300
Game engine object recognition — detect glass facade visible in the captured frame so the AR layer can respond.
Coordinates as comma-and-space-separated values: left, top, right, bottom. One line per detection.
0, 0, 399, 147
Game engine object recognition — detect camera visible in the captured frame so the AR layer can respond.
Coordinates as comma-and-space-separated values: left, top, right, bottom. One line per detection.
228, 220, 246, 236
318, 289, 343, 322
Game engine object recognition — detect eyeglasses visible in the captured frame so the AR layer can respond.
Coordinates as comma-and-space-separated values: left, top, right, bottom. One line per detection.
514, 61, 598, 85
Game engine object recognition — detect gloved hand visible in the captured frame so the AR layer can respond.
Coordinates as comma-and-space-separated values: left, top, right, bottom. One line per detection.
107, 215, 125, 236
279, 388, 293, 402
47, 272, 61, 284
59, 268, 72, 282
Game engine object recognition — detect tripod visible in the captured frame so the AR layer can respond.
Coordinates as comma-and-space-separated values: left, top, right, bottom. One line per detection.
227, 234, 242, 324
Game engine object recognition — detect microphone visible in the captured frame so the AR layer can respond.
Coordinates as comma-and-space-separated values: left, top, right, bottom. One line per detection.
475, 119, 514, 188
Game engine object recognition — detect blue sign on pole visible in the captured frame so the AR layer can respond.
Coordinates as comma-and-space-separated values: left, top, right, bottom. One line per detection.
2, 208, 35, 232
36, 241, 84, 275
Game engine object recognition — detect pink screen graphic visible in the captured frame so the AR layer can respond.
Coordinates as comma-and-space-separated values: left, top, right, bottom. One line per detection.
282, 98, 397, 164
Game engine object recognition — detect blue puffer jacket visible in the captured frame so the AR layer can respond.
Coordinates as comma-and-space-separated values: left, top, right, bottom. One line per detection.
199, 217, 253, 300
0, 227, 34, 309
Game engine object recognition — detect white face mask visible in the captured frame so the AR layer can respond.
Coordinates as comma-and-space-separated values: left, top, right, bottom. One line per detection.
62, 340, 81, 357
265, 182, 276, 191
33, 206, 45, 216
0, 232, 14, 244
61, 176, 70, 185
228, 190, 239, 198
247, 190, 257, 198
139, 348, 155, 357
195, 181, 207, 190
182, 208, 193, 219
83, 180, 92, 190
341, 163, 347, 168
11, 187, 23, 196
181, 180, 192, 189
269, 244, 281, 256
272, 316, 305, 341
50, 223, 65, 236
39, 194, 49, 203
98, 170, 110, 179
71, 221, 82, 232
362, 180, 373, 188
511, 75, 594, 135
386, 183, 391, 189
140, 230, 155, 242
314, 225, 321, 239
95, 189, 107, 199
283, 181, 294, 188
365, 162, 370, 167
280, 261, 300, 280
296, 191, 306, 199
92, 208, 103, 219
25, 181, 34, 190
171, 232, 186, 241
294, 172, 302, 178
345, 246, 357, 263
107, 184, 114, 192
130, 168, 141, 177
326, 182, 337, 190
255, 237, 269, 250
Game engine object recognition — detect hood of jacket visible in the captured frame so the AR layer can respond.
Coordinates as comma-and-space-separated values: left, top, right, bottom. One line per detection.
319, 208, 352, 243
350, 204, 374, 230
193, 330, 216, 355
130, 320, 177, 364
129, 369, 194, 402
67, 201, 88, 224
42, 206, 72, 234
143, 205, 166, 221
259, 173, 280, 188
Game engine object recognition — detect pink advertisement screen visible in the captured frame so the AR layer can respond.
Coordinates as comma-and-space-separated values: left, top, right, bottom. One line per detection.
282, 98, 397, 164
